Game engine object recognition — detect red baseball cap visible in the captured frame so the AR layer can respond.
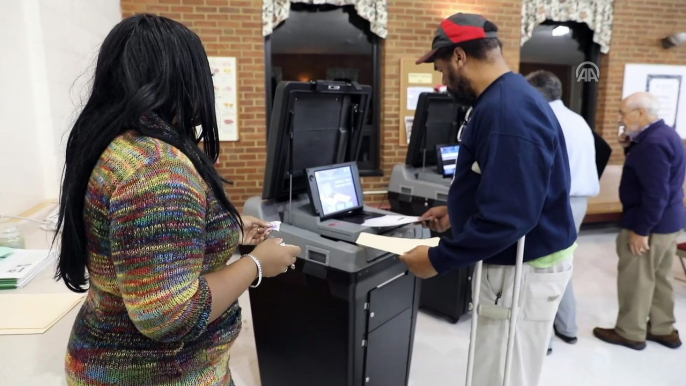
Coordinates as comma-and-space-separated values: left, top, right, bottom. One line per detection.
416, 13, 499, 65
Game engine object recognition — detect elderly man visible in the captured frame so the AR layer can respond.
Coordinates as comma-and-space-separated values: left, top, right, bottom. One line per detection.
594, 92, 685, 350
526, 71, 600, 354
400, 13, 575, 386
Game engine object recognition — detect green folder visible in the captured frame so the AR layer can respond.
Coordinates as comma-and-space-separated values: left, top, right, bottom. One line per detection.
0, 247, 14, 259
0, 249, 54, 289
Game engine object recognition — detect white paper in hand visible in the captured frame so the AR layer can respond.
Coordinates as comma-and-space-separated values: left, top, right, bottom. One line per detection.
362, 215, 420, 228
356, 233, 440, 256
268, 221, 281, 231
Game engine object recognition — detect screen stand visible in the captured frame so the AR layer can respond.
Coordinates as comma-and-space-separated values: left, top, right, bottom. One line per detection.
288, 111, 295, 225
421, 148, 427, 177
288, 174, 293, 225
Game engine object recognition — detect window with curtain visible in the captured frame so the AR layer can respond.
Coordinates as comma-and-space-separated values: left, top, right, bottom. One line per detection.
264, 4, 382, 176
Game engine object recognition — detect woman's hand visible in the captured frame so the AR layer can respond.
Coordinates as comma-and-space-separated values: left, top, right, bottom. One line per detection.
204, 236, 298, 322
240, 215, 271, 245
251, 238, 301, 277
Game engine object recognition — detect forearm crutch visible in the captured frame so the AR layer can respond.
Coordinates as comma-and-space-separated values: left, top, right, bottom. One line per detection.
465, 236, 526, 386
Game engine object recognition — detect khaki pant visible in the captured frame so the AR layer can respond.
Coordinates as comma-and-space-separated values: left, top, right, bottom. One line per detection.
473, 258, 573, 386
616, 229, 679, 341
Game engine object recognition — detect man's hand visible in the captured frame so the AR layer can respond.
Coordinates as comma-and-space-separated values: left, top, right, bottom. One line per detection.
399, 246, 438, 279
419, 206, 451, 233
240, 215, 271, 245
618, 133, 631, 149
629, 231, 650, 255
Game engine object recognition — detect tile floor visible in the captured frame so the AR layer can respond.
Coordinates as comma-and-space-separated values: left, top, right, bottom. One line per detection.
9, 210, 684, 386
230, 226, 686, 386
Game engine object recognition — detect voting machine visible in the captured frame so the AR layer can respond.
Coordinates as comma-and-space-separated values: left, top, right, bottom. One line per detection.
244, 81, 427, 386
387, 92, 474, 323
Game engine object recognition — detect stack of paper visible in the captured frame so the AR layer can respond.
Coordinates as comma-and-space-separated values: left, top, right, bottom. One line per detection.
362, 215, 420, 228
356, 233, 440, 256
0, 249, 56, 290
0, 293, 85, 335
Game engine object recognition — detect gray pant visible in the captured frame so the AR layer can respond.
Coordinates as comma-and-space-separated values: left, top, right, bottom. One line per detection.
549, 196, 587, 348
474, 259, 573, 386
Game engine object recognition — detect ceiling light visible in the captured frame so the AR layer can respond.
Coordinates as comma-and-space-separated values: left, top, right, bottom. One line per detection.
552, 26, 570, 36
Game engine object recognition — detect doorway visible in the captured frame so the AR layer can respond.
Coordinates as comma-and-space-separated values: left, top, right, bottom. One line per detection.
264, 4, 382, 176
519, 20, 601, 130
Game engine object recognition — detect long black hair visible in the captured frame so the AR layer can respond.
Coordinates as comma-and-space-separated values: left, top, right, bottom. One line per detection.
55, 14, 242, 292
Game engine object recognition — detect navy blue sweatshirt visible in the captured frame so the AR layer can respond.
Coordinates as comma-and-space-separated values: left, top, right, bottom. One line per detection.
620, 119, 685, 236
428, 72, 577, 273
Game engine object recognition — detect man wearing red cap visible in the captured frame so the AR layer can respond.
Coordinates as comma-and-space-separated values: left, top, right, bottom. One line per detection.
400, 13, 576, 386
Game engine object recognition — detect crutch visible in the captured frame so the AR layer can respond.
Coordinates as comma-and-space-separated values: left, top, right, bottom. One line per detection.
465, 236, 526, 386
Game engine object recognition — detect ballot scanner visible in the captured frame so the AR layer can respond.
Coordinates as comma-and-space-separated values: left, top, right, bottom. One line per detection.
387, 92, 474, 323
388, 92, 464, 214
244, 80, 426, 386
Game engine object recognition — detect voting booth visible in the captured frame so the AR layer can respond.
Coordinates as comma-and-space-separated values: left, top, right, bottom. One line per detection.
244, 81, 427, 386
387, 92, 474, 323
389, 92, 463, 214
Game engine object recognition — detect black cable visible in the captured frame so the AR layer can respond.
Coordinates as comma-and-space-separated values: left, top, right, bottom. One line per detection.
377, 193, 388, 209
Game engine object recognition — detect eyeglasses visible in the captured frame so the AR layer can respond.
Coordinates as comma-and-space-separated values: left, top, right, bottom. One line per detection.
457, 107, 472, 143
619, 108, 639, 117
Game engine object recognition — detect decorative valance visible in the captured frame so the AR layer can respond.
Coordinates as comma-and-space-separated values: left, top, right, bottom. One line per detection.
263, 0, 388, 39
521, 0, 615, 54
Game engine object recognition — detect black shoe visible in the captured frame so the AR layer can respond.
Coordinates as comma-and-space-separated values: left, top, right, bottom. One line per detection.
554, 325, 578, 344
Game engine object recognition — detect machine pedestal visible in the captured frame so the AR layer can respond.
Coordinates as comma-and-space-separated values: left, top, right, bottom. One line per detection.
250, 256, 420, 386
388, 189, 474, 323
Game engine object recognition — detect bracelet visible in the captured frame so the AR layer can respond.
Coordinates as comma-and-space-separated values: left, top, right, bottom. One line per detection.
243, 254, 262, 288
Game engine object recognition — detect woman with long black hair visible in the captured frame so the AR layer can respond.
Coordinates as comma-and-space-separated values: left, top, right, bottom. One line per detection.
56, 14, 299, 385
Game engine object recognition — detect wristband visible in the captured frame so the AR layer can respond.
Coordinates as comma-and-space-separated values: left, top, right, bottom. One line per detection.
243, 253, 262, 288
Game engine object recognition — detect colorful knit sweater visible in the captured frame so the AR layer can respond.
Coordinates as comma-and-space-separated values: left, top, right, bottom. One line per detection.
65, 129, 241, 386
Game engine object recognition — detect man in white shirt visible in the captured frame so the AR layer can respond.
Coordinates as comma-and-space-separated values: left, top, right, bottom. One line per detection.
526, 70, 600, 353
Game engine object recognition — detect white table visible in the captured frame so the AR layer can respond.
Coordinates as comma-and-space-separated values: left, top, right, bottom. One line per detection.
0, 204, 263, 386
0, 206, 77, 386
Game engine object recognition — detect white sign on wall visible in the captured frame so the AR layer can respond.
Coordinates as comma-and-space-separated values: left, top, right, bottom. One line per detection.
623, 64, 686, 139
646, 74, 681, 128
208, 56, 239, 141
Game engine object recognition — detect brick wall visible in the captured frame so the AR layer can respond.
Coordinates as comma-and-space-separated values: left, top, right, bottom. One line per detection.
121, 0, 686, 209
121, 0, 521, 209
368, 0, 522, 200
597, 0, 686, 164
123, 0, 266, 209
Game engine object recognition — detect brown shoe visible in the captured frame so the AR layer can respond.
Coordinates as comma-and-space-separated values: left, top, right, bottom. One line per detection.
593, 328, 646, 350
647, 330, 682, 349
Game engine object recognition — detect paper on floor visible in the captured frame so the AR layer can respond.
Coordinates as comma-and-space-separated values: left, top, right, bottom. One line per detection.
362, 215, 420, 228
356, 233, 440, 256
0, 293, 85, 335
